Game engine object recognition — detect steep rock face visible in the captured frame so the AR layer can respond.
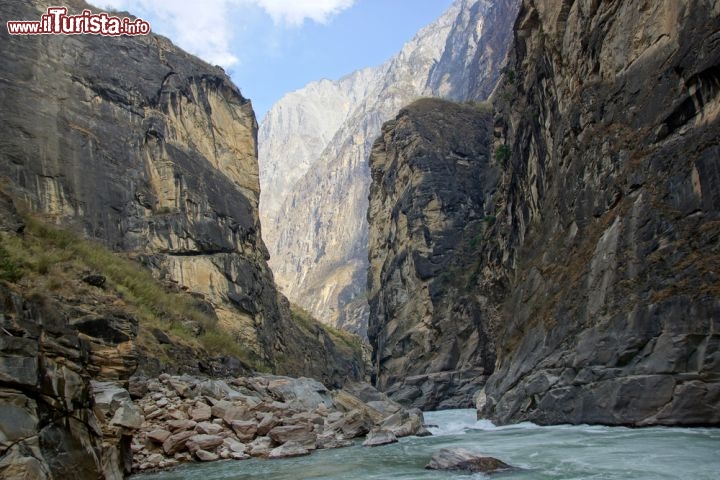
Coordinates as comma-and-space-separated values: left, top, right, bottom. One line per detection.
0, 201, 141, 479
259, 71, 377, 219
427, 0, 519, 100
479, 0, 720, 425
0, 0, 362, 385
367, 99, 498, 410
259, 0, 518, 336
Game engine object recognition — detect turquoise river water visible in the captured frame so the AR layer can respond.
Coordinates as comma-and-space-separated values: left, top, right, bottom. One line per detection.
131, 409, 720, 479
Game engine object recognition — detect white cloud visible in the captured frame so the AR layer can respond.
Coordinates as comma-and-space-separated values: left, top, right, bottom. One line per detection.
255, 0, 355, 26
93, 0, 354, 69
96, 0, 239, 67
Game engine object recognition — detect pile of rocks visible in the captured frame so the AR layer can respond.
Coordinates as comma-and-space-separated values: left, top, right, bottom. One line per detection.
131, 374, 429, 472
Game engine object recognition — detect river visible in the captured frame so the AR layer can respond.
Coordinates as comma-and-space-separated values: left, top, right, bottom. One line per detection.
131, 409, 720, 479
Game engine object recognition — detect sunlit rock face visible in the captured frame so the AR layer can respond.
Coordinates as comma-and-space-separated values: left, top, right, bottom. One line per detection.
0, 0, 363, 385
259, 0, 519, 337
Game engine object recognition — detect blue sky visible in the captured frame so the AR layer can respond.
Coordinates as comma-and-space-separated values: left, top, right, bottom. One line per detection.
93, 0, 455, 120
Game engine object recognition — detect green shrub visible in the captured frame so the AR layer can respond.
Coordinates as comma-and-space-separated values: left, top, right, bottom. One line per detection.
494, 144, 511, 163
0, 244, 22, 282
503, 67, 515, 84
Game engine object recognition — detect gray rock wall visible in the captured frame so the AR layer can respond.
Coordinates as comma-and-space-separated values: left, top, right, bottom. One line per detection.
367, 99, 498, 410
0, 0, 363, 386
259, 0, 519, 337
479, 0, 720, 425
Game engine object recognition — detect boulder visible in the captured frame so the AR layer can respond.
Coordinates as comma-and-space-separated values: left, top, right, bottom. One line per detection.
362, 429, 398, 447
230, 420, 257, 442
195, 421, 223, 436
195, 449, 219, 462
186, 434, 224, 453
256, 413, 279, 436
110, 403, 143, 429
145, 453, 165, 467
210, 400, 234, 419
380, 408, 424, 438
425, 448, 512, 473
197, 380, 249, 402
316, 432, 352, 450
332, 390, 383, 424
190, 402, 212, 421
266, 376, 333, 410
168, 378, 194, 398
223, 437, 247, 454
268, 424, 316, 446
247, 436, 273, 457
162, 430, 195, 455
146, 429, 171, 444
268, 441, 311, 459
330, 409, 372, 438
167, 419, 196, 432
223, 405, 251, 423
128, 378, 148, 399
92, 381, 131, 414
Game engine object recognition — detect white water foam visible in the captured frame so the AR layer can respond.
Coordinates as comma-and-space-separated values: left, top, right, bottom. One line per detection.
423, 408, 477, 436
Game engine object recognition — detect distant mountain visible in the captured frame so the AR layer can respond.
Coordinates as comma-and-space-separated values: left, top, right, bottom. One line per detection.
259, 0, 518, 336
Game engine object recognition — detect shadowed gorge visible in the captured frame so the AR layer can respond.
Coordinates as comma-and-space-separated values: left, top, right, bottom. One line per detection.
475, 0, 720, 425
367, 98, 499, 410
259, 0, 519, 337
1, 0, 719, 478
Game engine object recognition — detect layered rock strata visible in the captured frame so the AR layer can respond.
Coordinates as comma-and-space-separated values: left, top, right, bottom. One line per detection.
367, 98, 498, 410
0, 0, 362, 384
478, 0, 720, 425
0, 198, 142, 479
259, 0, 519, 335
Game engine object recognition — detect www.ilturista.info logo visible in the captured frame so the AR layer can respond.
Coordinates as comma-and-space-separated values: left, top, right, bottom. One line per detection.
7, 7, 150, 36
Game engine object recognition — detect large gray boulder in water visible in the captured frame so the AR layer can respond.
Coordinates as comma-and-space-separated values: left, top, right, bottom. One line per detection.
425, 448, 512, 473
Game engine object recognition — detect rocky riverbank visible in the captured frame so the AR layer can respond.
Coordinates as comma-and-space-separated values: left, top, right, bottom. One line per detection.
129, 374, 429, 473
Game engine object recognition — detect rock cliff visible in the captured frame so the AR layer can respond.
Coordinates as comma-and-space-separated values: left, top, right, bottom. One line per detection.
476, 0, 720, 425
367, 98, 498, 409
366, 0, 720, 424
0, 198, 142, 479
0, 0, 362, 387
259, 0, 518, 336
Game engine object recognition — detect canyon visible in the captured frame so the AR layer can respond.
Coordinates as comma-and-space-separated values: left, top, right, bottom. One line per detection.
477, 0, 720, 425
0, 0, 362, 477
259, 0, 519, 336
1, 0, 719, 478
365, 0, 719, 421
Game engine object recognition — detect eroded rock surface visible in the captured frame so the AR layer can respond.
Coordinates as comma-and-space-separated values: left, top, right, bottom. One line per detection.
367, 98, 498, 410
0, 0, 362, 385
259, 0, 519, 335
478, 0, 720, 425
0, 286, 141, 479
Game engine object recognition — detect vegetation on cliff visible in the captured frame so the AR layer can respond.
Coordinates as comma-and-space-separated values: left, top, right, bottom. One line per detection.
0, 208, 263, 371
